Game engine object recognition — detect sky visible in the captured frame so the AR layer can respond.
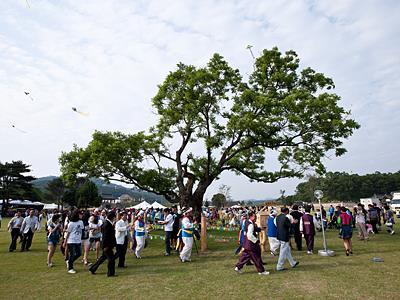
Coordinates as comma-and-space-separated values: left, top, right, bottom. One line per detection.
1, 0, 399, 201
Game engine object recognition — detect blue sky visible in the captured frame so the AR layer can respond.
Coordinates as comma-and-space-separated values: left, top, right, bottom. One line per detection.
1, 0, 399, 200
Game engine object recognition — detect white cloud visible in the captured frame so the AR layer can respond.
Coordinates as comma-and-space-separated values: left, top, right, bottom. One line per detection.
0, 0, 399, 200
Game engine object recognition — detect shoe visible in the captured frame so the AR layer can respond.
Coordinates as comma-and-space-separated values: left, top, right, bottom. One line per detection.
276, 268, 287, 271
349, 251, 353, 255
47, 263, 53, 268
89, 269, 96, 275
68, 269, 76, 274
346, 250, 349, 256
270, 251, 276, 256
292, 261, 299, 268
234, 267, 242, 274
307, 251, 313, 255
164, 253, 170, 256
258, 271, 270, 275
391, 231, 395, 235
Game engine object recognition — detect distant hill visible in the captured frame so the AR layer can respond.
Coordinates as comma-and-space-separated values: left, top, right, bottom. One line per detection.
32, 176, 169, 205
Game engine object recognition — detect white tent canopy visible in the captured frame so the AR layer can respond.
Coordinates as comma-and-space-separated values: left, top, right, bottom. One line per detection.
151, 201, 166, 209
43, 203, 58, 210
130, 201, 151, 210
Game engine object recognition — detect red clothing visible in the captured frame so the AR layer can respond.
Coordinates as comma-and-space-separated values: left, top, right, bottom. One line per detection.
338, 212, 352, 225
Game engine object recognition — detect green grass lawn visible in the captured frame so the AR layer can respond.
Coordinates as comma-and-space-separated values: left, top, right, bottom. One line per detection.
0, 219, 399, 300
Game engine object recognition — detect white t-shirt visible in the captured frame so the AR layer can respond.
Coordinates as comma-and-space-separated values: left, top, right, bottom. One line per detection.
67, 220, 84, 244
164, 214, 174, 232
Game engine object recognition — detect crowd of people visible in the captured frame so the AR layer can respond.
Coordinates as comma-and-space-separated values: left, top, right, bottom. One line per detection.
7, 205, 198, 276
5, 201, 396, 277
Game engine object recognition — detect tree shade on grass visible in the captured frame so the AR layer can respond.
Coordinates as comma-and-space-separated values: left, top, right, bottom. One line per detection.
0, 220, 399, 299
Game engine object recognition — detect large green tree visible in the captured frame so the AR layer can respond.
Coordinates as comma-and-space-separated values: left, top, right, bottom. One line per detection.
0, 161, 35, 215
76, 179, 102, 209
60, 47, 359, 217
46, 178, 66, 209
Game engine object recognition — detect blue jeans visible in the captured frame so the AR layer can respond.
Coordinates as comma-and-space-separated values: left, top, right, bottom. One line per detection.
67, 243, 82, 270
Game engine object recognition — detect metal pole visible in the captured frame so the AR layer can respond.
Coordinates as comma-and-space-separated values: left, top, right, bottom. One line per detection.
319, 199, 327, 251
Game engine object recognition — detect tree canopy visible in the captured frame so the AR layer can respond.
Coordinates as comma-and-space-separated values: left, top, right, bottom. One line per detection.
0, 161, 35, 215
60, 47, 359, 215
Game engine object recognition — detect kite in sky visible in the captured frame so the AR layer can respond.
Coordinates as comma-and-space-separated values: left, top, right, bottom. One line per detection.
24, 91, 34, 101
12, 124, 27, 134
72, 107, 89, 116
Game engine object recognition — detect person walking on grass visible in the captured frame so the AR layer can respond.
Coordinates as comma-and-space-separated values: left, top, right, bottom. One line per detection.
81, 212, 91, 265
134, 210, 147, 259
338, 206, 353, 256
179, 207, 196, 263
235, 211, 269, 275
300, 206, 317, 254
290, 205, 303, 251
384, 205, 395, 235
8, 211, 24, 252
115, 211, 130, 268
89, 209, 103, 260
20, 209, 39, 251
46, 214, 62, 267
354, 204, 368, 241
157, 208, 174, 256
267, 210, 279, 256
275, 207, 299, 271
63, 210, 84, 274
89, 211, 117, 277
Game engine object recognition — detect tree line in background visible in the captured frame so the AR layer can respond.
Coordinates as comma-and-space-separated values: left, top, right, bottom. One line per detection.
282, 171, 400, 205
0, 161, 102, 212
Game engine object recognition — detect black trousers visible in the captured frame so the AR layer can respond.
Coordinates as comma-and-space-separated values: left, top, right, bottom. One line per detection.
21, 229, 34, 251
90, 247, 115, 276
165, 231, 172, 254
115, 238, 128, 267
294, 231, 302, 251
9, 228, 20, 251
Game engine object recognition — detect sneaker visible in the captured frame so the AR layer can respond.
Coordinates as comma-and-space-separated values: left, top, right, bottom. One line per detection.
47, 263, 53, 268
68, 269, 77, 274
307, 251, 313, 255
276, 268, 287, 271
258, 271, 270, 275
270, 251, 276, 256
391, 231, 395, 235
292, 261, 299, 268
234, 267, 242, 274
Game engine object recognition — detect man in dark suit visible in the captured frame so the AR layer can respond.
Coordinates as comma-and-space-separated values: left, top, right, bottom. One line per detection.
276, 207, 299, 271
290, 205, 303, 251
89, 211, 117, 277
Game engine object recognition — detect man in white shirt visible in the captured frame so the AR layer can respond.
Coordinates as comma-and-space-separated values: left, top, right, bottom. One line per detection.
20, 209, 39, 251
158, 208, 174, 256
8, 211, 24, 252
115, 211, 130, 268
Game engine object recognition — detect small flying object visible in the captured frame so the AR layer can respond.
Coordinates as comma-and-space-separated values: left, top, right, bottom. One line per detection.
24, 91, 34, 101
12, 124, 27, 133
72, 107, 89, 116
